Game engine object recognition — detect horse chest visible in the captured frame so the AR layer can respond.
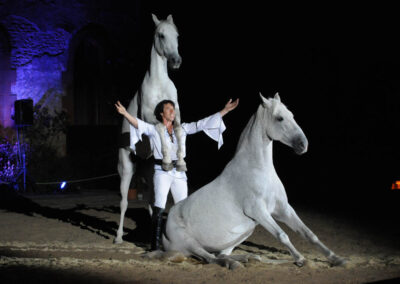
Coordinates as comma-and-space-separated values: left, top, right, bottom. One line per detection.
143, 78, 177, 98
263, 177, 286, 199
244, 177, 285, 212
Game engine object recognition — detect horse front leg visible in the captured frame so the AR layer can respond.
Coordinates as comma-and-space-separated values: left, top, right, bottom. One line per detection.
172, 108, 186, 172
114, 147, 135, 244
155, 123, 173, 171
245, 201, 306, 266
174, 125, 187, 172
273, 204, 346, 266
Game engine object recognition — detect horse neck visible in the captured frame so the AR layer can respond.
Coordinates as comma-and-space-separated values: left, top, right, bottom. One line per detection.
235, 106, 273, 168
148, 46, 170, 82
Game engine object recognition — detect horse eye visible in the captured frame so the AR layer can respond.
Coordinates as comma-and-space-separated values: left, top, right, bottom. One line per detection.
276, 116, 284, 122
158, 33, 164, 39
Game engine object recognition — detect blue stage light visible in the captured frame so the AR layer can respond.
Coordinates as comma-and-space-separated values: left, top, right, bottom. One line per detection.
60, 181, 67, 190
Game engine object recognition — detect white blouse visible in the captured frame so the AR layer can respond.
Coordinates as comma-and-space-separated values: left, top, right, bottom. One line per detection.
129, 112, 226, 178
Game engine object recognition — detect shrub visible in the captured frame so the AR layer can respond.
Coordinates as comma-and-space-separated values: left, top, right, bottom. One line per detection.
0, 105, 71, 192
0, 132, 19, 183
25, 105, 71, 185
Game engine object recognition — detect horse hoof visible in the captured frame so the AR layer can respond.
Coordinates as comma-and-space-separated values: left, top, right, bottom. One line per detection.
162, 162, 174, 171
294, 258, 306, 267
113, 237, 123, 244
249, 255, 262, 262
176, 163, 187, 172
330, 255, 347, 267
143, 250, 164, 259
229, 261, 244, 270
163, 251, 186, 263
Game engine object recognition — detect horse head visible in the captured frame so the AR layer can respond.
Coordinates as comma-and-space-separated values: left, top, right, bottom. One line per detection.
152, 14, 182, 69
260, 93, 308, 155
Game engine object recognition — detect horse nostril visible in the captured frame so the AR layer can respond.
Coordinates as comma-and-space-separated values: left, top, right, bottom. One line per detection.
169, 56, 181, 68
292, 137, 308, 154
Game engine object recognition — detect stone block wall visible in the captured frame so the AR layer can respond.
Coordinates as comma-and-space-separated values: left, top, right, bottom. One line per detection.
0, 0, 141, 128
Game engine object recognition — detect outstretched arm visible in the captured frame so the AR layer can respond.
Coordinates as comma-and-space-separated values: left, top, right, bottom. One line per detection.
115, 101, 138, 128
219, 98, 239, 117
181, 98, 239, 149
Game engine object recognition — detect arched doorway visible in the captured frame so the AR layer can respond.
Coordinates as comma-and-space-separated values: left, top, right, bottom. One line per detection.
71, 25, 116, 126
63, 25, 120, 180
0, 26, 15, 128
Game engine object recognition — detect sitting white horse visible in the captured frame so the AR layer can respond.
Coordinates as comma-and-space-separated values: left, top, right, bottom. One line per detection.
115, 14, 183, 244
163, 93, 346, 268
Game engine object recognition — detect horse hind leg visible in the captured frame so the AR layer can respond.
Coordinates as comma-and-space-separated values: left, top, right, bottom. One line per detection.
114, 147, 135, 244
274, 205, 346, 266
181, 237, 243, 269
217, 230, 262, 263
218, 247, 261, 264
191, 246, 243, 270
143, 249, 186, 263
219, 253, 262, 263
163, 218, 241, 269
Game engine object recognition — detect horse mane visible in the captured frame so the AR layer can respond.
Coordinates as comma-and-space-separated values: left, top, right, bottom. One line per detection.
235, 105, 264, 153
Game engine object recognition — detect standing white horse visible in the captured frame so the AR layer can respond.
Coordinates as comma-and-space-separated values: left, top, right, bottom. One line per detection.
115, 14, 183, 244
163, 93, 346, 268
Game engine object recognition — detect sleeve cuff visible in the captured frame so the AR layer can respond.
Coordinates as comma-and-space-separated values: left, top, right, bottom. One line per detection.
129, 119, 146, 153
202, 112, 226, 149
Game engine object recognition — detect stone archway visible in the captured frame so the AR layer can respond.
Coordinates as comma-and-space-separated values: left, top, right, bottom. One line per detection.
0, 25, 16, 128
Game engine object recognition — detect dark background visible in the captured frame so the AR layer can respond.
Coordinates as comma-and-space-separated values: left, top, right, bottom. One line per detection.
3, 1, 396, 221
121, 2, 400, 221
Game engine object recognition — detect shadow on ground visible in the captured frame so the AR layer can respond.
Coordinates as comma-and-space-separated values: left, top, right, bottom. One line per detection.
0, 265, 133, 284
0, 185, 151, 247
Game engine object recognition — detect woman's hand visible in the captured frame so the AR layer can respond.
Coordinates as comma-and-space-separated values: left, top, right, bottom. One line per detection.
115, 101, 127, 116
115, 101, 139, 128
220, 98, 239, 117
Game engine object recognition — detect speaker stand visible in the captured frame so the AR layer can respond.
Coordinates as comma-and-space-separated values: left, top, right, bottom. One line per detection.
15, 126, 36, 192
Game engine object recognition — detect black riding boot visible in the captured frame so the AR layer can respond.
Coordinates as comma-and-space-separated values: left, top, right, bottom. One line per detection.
151, 206, 164, 251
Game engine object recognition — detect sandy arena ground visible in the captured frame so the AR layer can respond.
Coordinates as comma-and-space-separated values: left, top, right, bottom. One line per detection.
1, 188, 400, 283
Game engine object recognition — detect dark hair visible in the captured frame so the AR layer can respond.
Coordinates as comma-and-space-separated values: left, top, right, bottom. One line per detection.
154, 100, 175, 122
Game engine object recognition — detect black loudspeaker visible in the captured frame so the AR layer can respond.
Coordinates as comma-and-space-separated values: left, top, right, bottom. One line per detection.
14, 99, 33, 126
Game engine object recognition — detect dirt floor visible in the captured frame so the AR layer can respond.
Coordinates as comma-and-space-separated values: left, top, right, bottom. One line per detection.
1, 187, 400, 284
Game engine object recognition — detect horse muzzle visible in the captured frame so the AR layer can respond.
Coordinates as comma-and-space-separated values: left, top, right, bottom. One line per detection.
292, 136, 308, 155
168, 55, 182, 69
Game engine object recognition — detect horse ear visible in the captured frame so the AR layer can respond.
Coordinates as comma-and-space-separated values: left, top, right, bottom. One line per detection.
166, 14, 174, 24
259, 92, 271, 108
274, 92, 281, 102
152, 14, 161, 26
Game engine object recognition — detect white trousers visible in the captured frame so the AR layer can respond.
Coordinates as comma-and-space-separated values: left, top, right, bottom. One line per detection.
153, 170, 188, 209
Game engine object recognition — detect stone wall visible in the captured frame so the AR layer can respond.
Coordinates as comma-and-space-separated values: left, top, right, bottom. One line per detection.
3, 15, 69, 110
0, 0, 142, 159
0, 0, 141, 127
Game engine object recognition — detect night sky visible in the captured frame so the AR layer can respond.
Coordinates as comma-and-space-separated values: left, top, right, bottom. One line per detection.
123, 2, 400, 218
